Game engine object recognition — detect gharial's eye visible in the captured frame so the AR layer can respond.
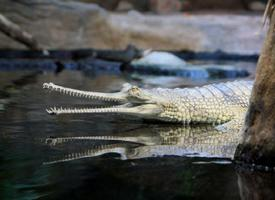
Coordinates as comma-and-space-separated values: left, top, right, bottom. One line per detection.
128, 86, 141, 96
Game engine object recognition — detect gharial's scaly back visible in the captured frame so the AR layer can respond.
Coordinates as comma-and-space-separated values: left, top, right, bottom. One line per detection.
141, 80, 253, 124
144, 80, 253, 107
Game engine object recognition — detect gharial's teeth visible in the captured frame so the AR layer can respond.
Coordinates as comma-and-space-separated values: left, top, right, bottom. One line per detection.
43, 82, 127, 103
45, 106, 60, 115
43, 83, 49, 89
45, 109, 51, 114
46, 108, 55, 115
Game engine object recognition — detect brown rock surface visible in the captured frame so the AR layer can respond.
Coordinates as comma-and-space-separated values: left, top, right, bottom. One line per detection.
110, 13, 265, 53
237, 172, 275, 199
72, 0, 266, 12
149, 0, 182, 14
234, 1, 275, 167
0, 0, 266, 53
0, 0, 121, 49
183, 0, 250, 10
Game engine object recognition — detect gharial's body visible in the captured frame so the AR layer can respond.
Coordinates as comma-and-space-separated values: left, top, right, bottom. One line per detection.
123, 80, 251, 124
43, 80, 253, 125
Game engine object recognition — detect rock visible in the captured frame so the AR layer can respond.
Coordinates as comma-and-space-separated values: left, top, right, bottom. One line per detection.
110, 13, 265, 54
129, 51, 208, 78
149, 0, 182, 14
129, 51, 249, 78
65, 0, 265, 12
0, 58, 122, 74
79, 0, 149, 11
130, 75, 189, 88
0, 0, 122, 49
199, 64, 249, 78
116, 1, 135, 11
0, 0, 265, 54
235, 2, 275, 168
67, 0, 120, 11
249, 1, 266, 11
131, 51, 187, 70
238, 172, 275, 199
182, 0, 250, 10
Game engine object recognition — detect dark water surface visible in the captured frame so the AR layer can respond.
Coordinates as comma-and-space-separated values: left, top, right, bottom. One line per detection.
0, 70, 275, 200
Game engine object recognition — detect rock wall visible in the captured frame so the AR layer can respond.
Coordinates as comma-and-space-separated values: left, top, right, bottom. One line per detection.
0, 0, 266, 53
109, 13, 265, 54
234, 1, 275, 167
0, 0, 122, 49
78, 0, 266, 12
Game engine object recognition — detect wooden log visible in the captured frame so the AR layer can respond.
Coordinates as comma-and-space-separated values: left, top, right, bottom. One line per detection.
234, 0, 275, 168
0, 13, 42, 50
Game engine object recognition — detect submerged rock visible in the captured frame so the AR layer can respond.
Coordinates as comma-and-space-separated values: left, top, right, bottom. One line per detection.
130, 74, 204, 88
0, 50, 249, 79
196, 64, 249, 78
131, 51, 187, 70
129, 51, 249, 79
130, 51, 208, 78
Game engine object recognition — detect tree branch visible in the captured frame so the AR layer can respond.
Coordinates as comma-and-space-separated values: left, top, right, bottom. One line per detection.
0, 13, 42, 50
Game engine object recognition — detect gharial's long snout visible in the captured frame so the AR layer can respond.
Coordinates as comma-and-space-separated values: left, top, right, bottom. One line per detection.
42, 82, 162, 117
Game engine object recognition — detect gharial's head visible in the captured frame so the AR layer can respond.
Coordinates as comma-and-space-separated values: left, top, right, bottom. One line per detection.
42, 82, 181, 122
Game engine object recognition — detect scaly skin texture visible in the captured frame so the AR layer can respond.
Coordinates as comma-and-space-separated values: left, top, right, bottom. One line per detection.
44, 124, 242, 164
44, 120, 275, 172
43, 80, 253, 124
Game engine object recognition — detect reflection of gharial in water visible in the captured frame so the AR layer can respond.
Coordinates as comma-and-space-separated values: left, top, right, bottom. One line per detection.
43, 80, 252, 127
44, 124, 242, 164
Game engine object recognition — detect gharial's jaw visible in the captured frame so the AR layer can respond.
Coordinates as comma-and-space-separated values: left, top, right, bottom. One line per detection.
43, 82, 131, 103
45, 103, 162, 118
43, 82, 163, 118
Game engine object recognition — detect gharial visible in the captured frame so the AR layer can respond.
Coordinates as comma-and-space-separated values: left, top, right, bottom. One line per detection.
43, 80, 253, 127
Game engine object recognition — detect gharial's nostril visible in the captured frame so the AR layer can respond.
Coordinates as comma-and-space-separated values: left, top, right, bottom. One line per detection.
129, 86, 141, 95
